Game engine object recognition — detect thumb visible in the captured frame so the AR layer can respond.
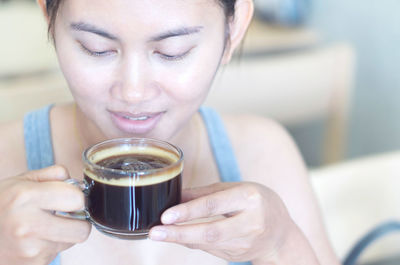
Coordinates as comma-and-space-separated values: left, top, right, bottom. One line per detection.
21, 165, 70, 182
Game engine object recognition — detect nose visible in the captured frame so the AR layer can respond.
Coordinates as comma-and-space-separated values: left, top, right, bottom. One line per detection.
112, 54, 159, 104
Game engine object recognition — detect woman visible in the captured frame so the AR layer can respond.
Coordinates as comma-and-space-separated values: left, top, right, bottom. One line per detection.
0, 0, 340, 264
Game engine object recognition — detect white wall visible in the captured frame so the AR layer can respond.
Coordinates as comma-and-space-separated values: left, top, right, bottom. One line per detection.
309, 0, 400, 159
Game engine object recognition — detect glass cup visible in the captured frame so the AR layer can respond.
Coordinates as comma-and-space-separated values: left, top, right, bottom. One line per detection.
60, 138, 183, 239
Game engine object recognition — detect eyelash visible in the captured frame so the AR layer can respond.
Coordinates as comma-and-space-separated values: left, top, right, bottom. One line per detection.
79, 44, 115, 57
156, 49, 192, 62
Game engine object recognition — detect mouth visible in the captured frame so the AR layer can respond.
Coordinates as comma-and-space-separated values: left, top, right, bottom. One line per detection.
108, 110, 165, 135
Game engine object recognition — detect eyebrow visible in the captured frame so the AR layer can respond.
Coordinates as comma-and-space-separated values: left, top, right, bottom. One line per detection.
70, 22, 118, 40
149, 26, 203, 42
71, 22, 202, 42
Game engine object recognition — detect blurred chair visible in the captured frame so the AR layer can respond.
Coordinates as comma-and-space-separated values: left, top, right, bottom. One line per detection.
310, 151, 400, 264
205, 43, 355, 165
0, 71, 72, 123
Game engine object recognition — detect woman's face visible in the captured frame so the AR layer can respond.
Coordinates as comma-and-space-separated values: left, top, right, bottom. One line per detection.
54, 0, 227, 140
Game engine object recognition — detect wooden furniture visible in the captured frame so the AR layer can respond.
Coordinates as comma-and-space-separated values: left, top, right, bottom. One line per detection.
310, 151, 400, 263
241, 19, 319, 55
205, 43, 355, 164
0, 71, 72, 123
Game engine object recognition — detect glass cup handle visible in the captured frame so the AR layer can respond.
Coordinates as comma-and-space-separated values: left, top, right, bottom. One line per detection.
54, 178, 90, 221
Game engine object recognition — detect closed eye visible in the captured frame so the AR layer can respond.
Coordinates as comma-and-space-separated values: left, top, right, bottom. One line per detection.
79, 44, 116, 57
156, 48, 193, 62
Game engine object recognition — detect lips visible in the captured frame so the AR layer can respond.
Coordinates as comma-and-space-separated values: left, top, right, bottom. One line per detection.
109, 110, 165, 135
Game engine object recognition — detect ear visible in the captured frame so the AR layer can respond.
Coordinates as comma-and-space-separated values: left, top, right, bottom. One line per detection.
221, 0, 254, 64
37, 0, 50, 23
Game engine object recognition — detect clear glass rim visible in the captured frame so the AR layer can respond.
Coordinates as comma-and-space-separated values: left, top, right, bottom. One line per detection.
82, 137, 184, 175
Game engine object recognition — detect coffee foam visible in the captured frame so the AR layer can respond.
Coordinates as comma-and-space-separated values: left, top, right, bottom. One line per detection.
85, 145, 183, 187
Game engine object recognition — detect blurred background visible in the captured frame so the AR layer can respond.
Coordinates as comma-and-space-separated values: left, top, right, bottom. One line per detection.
1, 0, 400, 264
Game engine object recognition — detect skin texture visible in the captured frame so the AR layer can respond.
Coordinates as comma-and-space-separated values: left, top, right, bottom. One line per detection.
0, 0, 341, 265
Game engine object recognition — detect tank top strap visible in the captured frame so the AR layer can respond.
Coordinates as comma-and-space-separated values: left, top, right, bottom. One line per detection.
199, 106, 251, 265
199, 106, 242, 182
23, 104, 55, 170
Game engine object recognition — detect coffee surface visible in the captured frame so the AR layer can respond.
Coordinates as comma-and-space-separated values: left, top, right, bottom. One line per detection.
97, 154, 170, 171
86, 145, 183, 186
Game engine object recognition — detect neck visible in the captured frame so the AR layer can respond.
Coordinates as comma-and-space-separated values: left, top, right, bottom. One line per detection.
172, 112, 204, 188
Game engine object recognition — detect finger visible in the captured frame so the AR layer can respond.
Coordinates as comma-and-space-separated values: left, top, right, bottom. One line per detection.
22, 211, 91, 244
162, 186, 246, 224
40, 216, 91, 244
181, 182, 239, 203
29, 181, 85, 212
35, 242, 72, 265
18, 239, 72, 262
17, 238, 48, 259
150, 214, 248, 245
54, 242, 74, 253
21, 165, 70, 182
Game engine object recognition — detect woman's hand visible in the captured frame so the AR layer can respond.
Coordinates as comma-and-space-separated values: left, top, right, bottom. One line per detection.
0, 165, 91, 265
149, 182, 295, 263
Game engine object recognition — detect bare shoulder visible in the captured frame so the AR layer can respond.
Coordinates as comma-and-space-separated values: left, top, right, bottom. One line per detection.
221, 113, 308, 185
0, 120, 27, 179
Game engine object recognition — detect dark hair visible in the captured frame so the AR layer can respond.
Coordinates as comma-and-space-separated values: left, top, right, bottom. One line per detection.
46, 0, 236, 38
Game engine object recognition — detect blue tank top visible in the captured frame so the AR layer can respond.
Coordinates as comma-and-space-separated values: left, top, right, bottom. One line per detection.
23, 104, 251, 265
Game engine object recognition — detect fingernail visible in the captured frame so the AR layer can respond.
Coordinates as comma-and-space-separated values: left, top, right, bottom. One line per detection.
150, 229, 167, 241
162, 211, 179, 224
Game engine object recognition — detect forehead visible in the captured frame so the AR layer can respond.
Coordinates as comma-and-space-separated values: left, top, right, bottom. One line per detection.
58, 0, 225, 32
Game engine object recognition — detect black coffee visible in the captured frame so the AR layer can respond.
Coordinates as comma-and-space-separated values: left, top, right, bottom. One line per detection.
84, 152, 182, 236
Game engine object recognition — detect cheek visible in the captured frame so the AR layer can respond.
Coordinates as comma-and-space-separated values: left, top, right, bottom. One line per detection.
160, 48, 224, 104
55, 40, 113, 104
